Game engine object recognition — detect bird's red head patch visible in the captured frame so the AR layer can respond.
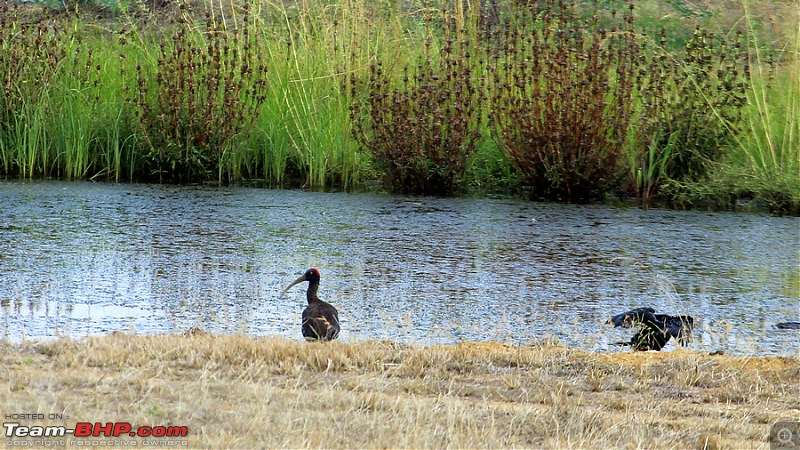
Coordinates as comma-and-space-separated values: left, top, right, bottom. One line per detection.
307, 268, 321, 278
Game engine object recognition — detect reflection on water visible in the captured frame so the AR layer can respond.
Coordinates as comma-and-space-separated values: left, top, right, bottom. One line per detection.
1, 180, 798, 355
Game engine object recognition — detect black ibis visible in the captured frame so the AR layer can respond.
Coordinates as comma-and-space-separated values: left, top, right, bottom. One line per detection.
608, 307, 694, 351
280, 268, 340, 342
777, 322, 800, 330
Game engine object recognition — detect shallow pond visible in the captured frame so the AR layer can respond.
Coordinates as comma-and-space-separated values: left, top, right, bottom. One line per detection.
1, 181, 798, 355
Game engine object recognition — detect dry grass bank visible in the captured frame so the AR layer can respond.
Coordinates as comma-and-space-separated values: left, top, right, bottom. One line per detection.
2, 333, 799, 449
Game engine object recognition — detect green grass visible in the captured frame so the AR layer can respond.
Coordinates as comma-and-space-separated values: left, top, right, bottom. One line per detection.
735, 0, 799, 211
50, 75, 95, 179
667, 0, 799, 213
239, 0, 383, 189
3, 98, 49, 178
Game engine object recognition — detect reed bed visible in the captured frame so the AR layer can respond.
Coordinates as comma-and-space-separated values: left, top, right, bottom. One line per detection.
0, 0, 796, 211
2, 333, 798, 448
674, 0, 800, 213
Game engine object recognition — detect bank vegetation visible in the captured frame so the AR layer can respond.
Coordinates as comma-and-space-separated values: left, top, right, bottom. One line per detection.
0, 0, 797, 213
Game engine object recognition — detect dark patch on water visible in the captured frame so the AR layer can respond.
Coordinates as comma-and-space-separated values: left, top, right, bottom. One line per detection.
1, 180, 798, 355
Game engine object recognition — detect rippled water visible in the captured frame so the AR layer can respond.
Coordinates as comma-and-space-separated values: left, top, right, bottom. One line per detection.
1, 180, 798, 355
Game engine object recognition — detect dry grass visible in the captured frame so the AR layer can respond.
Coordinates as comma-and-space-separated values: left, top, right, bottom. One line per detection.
2, 333, 799, 448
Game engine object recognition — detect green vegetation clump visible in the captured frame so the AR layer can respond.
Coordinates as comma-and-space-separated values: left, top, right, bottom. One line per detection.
351, 12, 482, 195
0, 0, 796, 213
125, 3, 268, 182
660, 28, 749, 182
488, 2, 640, 202
0, 4, 99, 179
675, 1, 800, 214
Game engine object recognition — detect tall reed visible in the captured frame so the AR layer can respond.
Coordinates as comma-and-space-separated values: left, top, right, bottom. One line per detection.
267, 2, 357, 189
626, 130, 676, 209
226, 0, 377, 189
662, 1, 798, 213
124, 1, 268, 183
4, 98, 48, 178
50, 43, 104, 180
731, 0, 799, 212
0, 4, 72, 177
92, 43, 136, 182
660, 27, 749, 182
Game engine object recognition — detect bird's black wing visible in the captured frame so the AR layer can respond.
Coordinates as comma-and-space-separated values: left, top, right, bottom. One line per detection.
302, 303, 340, 341
662, 315, 694, 346
609, 308, 670, 351
608, 307, 657, 328
326, 308, 341, 340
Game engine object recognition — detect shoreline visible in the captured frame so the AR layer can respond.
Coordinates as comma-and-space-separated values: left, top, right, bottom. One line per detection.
1, 177, 791, 216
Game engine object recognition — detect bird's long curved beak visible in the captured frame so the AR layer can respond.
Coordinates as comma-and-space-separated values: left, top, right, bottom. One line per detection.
279, 274, 307, 296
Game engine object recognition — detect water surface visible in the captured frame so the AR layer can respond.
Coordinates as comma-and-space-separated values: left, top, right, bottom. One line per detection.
1, 181, 798, 355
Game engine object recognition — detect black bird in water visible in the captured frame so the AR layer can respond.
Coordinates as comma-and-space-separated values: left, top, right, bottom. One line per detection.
608, 307, 694, 351
281, 268, 340, 342
777, 322, 800, 330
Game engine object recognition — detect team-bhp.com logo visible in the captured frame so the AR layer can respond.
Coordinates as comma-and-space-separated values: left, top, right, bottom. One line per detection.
4, 421, 189, 447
